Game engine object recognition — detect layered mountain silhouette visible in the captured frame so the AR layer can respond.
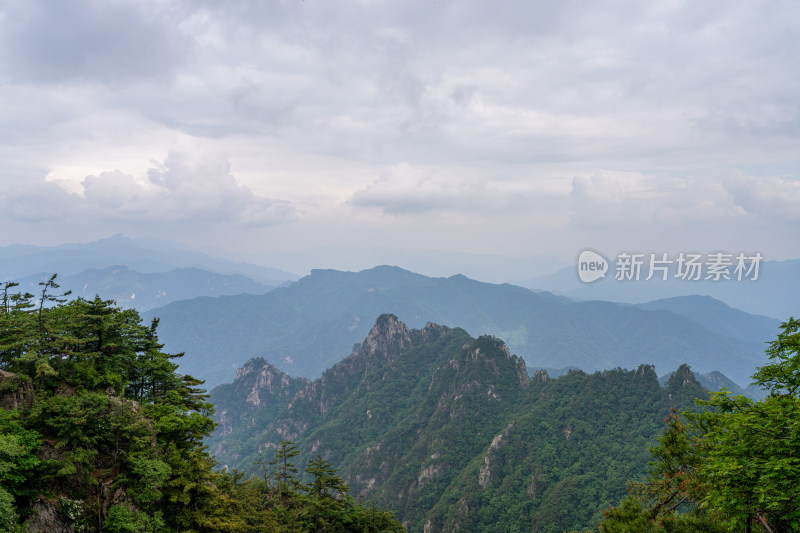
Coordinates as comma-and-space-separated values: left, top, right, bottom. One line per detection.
147, 266, 776, 387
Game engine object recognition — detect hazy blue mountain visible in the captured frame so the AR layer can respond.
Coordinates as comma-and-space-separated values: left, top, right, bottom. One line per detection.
635, 295, 780, 344
249, 244, 568, 284
526, 259, 800, 320
146, 266, 768, 388
208, 315, 709, 532
0, 233, 298, 285
13, 266, 273, 312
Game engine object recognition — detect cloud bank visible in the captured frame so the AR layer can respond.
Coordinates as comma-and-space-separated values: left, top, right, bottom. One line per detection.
0, 0, 797, 260
1, 152, 293, 228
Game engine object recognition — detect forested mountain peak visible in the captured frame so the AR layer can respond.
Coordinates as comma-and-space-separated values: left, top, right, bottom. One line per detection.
208, 313, 711, 532
211, 358, 309, 446
662, 363, 709, 405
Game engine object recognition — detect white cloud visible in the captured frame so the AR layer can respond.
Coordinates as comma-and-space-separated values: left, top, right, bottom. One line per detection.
2, 152, 294, 228
722, 172, 800, 222
351, 163, 483, 214
567, 170, 800, 228
350, 163, 563, 215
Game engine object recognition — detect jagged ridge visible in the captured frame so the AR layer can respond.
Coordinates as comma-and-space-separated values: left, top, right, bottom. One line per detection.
208, 314, 710, 532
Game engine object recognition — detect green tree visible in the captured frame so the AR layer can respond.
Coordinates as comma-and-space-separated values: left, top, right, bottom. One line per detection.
601, 318, 800, 533
0, 278, 414, 532
688, 317, 800, 532
271, 440, 301, 498
302, 455, 349, 531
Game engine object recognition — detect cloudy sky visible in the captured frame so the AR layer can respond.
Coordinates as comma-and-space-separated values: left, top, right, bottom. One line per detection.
1, 0, 798, 274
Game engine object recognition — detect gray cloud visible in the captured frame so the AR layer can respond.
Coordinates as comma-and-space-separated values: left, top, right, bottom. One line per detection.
0, 0, 797, 259
0, 180, 77, 223
1, 0, 190, 83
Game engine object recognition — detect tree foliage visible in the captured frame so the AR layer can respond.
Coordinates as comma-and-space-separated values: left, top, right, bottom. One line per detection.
600, 318, 800, 533
0, 278, 403, 532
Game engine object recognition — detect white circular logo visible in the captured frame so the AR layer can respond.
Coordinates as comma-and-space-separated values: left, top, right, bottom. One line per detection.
577, 249, 608, 283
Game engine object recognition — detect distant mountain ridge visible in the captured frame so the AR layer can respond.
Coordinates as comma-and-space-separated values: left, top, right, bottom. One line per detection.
0, 233, 298, 285
147, 265, 772, 388
526, 259, 800, 320
208, 314, 710, 532
634, 295, 779, 344
12, 265, 274, 312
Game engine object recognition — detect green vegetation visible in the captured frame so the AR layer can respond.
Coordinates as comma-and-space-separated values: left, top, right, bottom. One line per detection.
211, 314, 709, 532
0, 277, 402, 532
600, 318, 800, 532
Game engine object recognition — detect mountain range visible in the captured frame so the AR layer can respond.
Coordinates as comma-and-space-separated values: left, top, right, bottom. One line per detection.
146, 265, 778, 388
208, 314, 709, 532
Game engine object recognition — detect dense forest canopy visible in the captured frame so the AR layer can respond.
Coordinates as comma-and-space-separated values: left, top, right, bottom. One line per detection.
0, 276, 403, 532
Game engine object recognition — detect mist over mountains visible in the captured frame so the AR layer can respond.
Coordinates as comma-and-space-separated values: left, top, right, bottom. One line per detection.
0, 234, 297, 286
147, 265, 778, 388
1, 236, 786, 390
527, 259, 800, 320
11, 265, 274, 312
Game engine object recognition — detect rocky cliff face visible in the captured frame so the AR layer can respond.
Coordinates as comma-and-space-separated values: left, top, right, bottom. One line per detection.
207, 359, 309, 463
270, 314, 453, 441
215, 359, 308, 431
0, 370, 33, 410
209, 314, 456, 465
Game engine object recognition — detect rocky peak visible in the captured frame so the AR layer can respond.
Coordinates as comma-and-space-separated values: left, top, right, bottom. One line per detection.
663, 363, 708, 404
258, 315, 457, 443
532, 369, 549, 383
353, 314, 413, 363
209, 357, 309, 443
669, 364, 697, 387
636, 364, 657, 379
420, 321, 452, 343
235, 357, 267, 380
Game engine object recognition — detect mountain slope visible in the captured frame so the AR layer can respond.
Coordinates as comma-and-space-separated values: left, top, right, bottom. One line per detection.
148, 266, 767, 387
208, 315, 709, 532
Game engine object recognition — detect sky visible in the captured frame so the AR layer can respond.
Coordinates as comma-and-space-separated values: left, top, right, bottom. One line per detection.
1, 0, 798, 275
